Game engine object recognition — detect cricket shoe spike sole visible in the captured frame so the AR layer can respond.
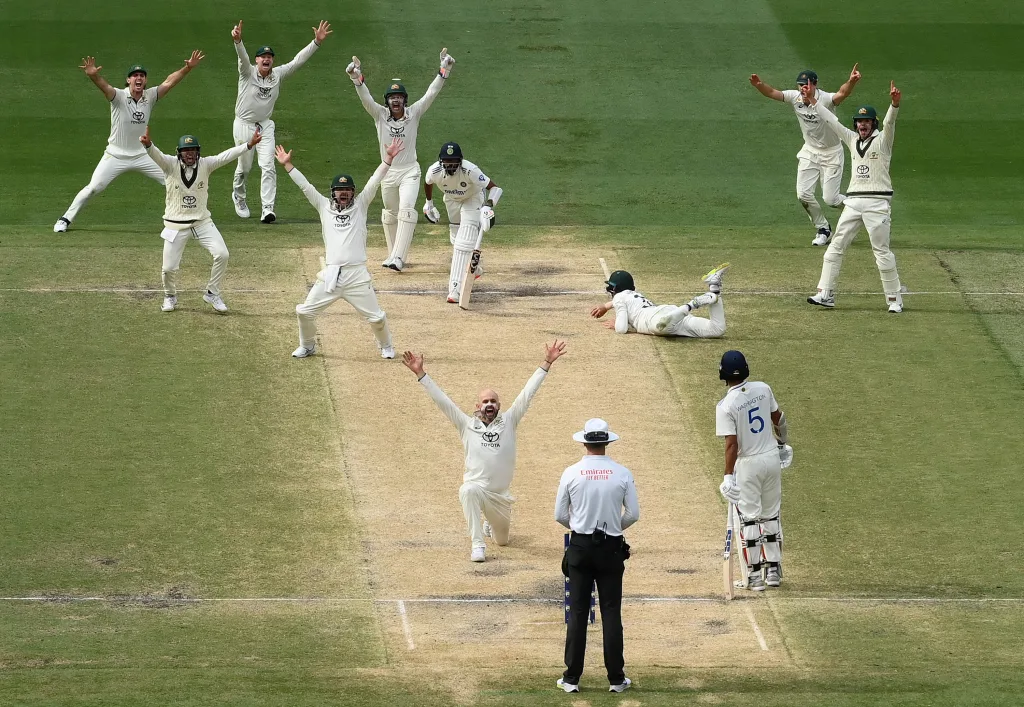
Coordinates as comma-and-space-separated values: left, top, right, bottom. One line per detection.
702, 262, 730, 292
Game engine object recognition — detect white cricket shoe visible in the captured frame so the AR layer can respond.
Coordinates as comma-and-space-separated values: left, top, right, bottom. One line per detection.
53, 217, 70, 233
887, 295, 903, 313
701, 262, 730, 293
261, 210, 276, 224
687, 292, 719, 310
470, 547, 486, 562
380, 345, 395, 360
609, 677, 632, 693
385, 256, 404, 273
766, 566, 782, 587
203, 291, 228, 313
292, 344, 316, 358
161, 296, 177, 312
748, 574, 766, 591
807, 291, 835, 308
812, 226, 832, 246
483, 520, 492, 538
233, 197, 250, 219
556, 679, 580, 694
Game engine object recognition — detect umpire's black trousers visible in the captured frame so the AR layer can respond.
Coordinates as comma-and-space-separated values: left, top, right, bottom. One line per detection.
562, 531, 628, 685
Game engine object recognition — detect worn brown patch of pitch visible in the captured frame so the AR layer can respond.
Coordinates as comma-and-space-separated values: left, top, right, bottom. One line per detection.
313, 245, 785, 668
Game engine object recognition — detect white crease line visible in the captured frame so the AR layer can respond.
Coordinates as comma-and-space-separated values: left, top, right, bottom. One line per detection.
745, 606, 769, 651
599, 257, 611, 279
397, 600, 415, 650
4, 595, 1022, 604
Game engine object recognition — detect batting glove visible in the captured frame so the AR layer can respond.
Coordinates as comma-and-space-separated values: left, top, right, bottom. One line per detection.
779, 444, 794, 470
479, 205, 495, 232
423, 200, 440, 224
719, 475, 740, 503
439, 49, 455, 78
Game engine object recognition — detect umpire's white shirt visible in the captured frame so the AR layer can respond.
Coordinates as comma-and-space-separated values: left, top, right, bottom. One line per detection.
716, 380, 779, 456
419, 369, 548, 492
555, 456, 639, 536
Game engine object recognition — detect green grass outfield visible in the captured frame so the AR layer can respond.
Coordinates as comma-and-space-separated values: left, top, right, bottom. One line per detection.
2, 0, 1023, 704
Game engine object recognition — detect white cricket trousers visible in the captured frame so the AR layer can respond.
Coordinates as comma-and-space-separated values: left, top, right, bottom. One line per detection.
296, 264, 392, 351
64, 152, 165, 222
160, 220, 229, 297
817, 196, 902, 303
735, 450, 783, 571
232, 118, 276, 213
459, 481, 513, 549
655, 299, 726, 338
445, 193, 486, 299
380, 163, 421, 264
796, 146, 845, 230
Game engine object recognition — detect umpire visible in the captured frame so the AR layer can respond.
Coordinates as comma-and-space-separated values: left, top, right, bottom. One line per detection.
554, 418, 640, 694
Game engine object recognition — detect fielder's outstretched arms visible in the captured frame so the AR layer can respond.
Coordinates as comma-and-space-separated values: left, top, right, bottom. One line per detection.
346, 48, 454, 272
54, 51, 205, 233
423, 142, 502, 303
141, 126, 261, 315
276, 138, 403, 360
805, 81, 904, 313
590, 265, 729, 338
716, 350, 791, 591
231, 19, 331, 224
749, 65, 861, 245
402, 340, 567, 562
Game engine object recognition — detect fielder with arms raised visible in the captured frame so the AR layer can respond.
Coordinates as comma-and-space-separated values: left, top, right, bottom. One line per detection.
231, 19, 331, 223
716, 351, 792, 591
141, 127, 262, 314
346, 49, 454, 271
749, 66, 861, 245
276, 139, 403, 360
423, 142, 502, 303
806, 81, 904, 313
402, 341, 566, 562
54, 51, 204, 232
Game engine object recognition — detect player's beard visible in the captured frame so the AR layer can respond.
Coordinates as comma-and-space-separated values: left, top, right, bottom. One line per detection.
477, 404, 499, 424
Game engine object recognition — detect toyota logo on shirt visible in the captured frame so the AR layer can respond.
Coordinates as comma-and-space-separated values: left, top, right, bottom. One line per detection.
131, 111, 146, 123
481, 430, 500, 448
856, 165, 870, 176
183, 195, 197, 207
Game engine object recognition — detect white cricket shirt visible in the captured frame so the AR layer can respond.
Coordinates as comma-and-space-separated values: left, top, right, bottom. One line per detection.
234, 40, 319, 123
716, 380, 780, 457
424, 159, 489, 203
781, 89, 841, 154
611, 289, 672, 334
419, 369, 548, 492
287, 164, 389, 266
106, 87, 160, 158
554, 455, 639, 536
816, 103, 899, 198
147, 143, 250, 230
355, 75, 445, 167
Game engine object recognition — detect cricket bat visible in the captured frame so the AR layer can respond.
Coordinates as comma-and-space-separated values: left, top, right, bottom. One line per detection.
723, 503, 735, 600
458, 250, 481, 310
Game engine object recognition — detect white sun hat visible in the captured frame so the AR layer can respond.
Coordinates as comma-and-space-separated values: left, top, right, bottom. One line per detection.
572, 418, 620, 444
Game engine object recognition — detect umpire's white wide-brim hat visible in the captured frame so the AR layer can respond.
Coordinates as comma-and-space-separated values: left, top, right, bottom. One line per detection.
573, 418, 620, 444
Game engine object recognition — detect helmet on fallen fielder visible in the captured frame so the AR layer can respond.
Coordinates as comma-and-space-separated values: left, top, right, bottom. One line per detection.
719, 350, 750, 381
604, 270, 635, 295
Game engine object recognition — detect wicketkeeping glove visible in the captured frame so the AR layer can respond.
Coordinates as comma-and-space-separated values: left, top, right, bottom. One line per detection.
479, 204, 495, 232
779, 444, 794, 470
423, 200, 440, 224
439, 48, 455, 78
346, 56, 363, 85
719, 475, 740, 503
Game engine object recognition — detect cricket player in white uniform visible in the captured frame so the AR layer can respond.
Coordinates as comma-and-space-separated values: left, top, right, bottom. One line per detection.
345, 49, 455, 271
716, 350, 792, 591
230, 19, 331, 223
807, 82, 904, 313
590, 265, 730, 338
423, 142, 503, 302
401, 341, 567, 562
275, 139, 403, 360
749, 66, 861, 245
54, 52, 205, 233
140, 127, 262, 314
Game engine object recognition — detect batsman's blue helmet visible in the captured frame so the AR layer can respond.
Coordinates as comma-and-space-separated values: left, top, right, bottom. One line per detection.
719, 350, 749, 381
